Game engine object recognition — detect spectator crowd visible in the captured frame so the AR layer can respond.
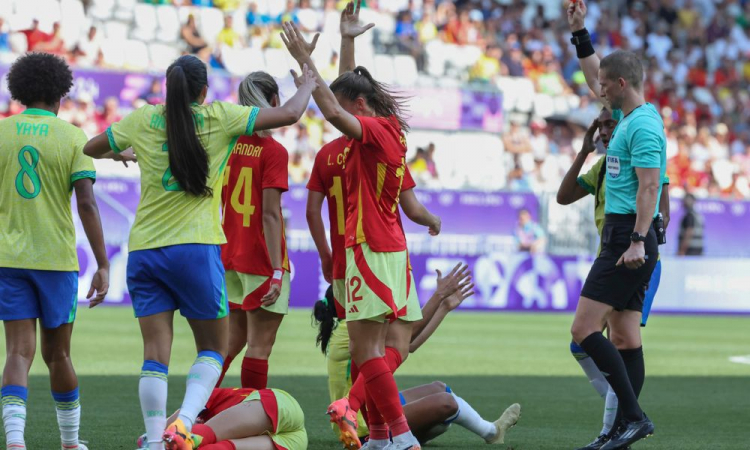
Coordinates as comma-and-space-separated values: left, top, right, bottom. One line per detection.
2, 0, 750, 199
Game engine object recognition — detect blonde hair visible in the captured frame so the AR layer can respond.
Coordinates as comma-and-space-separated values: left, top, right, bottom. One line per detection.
238, 71, 279, 137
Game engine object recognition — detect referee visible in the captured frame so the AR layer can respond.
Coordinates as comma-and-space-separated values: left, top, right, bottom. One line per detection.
567, 2, 666, 449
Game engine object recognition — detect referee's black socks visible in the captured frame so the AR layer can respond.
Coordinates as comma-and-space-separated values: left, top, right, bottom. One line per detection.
580, 332, 645, 422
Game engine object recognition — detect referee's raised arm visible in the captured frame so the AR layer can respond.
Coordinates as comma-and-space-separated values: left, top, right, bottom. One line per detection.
567, 0, 605, 105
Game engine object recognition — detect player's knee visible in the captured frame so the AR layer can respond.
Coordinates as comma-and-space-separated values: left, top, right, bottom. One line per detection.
7, 343, 35, 363
570, 323, 590, 344
437, 392, 458, 419
41, 347, 70, 366
609, 332, 641, 350
430, 381, 448, 392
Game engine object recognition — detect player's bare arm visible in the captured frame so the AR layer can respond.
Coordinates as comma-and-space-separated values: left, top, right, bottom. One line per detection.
253, 66, 317, 132
73, 178, 109, 307
281, 22, 364, 140
260, 188, 284, 306
568, 0, 603, 101
400, 189, 441, 235
557, 119, 599, 205
306, 191, 333, 283
617, 167, 660, 270
339, 0, 374, 75
659, 182, 670, 230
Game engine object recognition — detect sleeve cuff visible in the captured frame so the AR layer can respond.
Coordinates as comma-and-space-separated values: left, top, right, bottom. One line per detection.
70, 171, 96, 187
105, 127, 122, 154
662, 175, 670, 185
245, 107, 260, 135
577, 177, 595, 195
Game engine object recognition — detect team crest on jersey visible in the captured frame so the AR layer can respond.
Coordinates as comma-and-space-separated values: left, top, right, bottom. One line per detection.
607, 155, 621, 179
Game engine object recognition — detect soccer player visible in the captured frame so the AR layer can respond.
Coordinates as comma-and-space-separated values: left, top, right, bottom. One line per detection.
0, 52, 111, 450
83, 54, 317, 450
313, 273, 521, 447
217, 71, 294, 390
567, 2, 666, 448
557, 109, 670, 449
158, 387, 307, 450
281, 19, 424, 450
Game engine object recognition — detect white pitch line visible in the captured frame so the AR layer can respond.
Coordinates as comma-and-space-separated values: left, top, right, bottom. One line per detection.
729, 355, 750, 365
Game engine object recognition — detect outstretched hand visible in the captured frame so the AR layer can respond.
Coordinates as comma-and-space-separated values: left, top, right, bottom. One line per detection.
567, 0, 587, 32
434, 263, 472, 300
290, 63, 318, 91
113, 149, 137, 168
340, 0, 375, 39
281, 21, 317, 62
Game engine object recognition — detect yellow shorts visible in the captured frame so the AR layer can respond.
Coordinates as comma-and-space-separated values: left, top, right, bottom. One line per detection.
225, 270, 290, 315
244, 388, 308, 450
326, 320, 369, 438
401, 271, 423, 322
344, 243, 409, 322
332, 278, 346, 316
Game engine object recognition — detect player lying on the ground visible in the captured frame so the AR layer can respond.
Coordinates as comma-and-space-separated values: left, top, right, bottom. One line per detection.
143, 387, 307, 450
557, 107, 670, 450
313, 276, 521, 448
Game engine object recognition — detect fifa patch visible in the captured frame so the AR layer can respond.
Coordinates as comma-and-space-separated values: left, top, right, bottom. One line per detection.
607, 156, 621, 179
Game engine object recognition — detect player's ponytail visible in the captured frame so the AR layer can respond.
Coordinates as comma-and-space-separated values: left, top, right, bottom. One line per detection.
238, 71, 279, 138
313, 286, 338, 354
165, 55, 211, 197
330, 66, 410, 132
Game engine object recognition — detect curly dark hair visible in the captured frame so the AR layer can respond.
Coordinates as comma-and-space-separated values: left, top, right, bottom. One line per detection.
7, 52, 74, 107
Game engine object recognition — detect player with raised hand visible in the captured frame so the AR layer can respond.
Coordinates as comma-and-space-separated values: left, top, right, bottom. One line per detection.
0, 52, 111, 450
567, 1, 666, 449
281, 16, 423, 450
83, 54, 317, 450
216, 71, 296, 390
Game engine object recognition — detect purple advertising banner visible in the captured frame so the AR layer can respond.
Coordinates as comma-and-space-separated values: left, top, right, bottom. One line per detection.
75, 178, 750, 314
0, 67, 502, 132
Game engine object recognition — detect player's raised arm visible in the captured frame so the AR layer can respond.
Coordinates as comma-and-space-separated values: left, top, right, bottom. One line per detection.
253, 65, 318, 132
281, 21, 364, 140
410, 264, 474, 353
339, 0, 375, 75
568, 0, 603, 100
557, 119, 599, 205
400, 189, 441, 235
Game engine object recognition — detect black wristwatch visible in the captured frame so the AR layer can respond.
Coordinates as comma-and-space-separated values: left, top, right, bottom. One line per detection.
630, 232, 646, 243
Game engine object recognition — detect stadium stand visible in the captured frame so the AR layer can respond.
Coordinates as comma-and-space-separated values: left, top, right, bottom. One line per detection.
1, 0, 750, 199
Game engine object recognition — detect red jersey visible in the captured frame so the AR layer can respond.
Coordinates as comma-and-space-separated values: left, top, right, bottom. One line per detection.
307, 136, 349, 280
200, 388, 256, 421
221, 134, 290, 275
345, 116, 411, 252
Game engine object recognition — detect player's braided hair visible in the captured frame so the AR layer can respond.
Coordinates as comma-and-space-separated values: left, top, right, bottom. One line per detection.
238, 71, 279, 138
330, 66, 410, 133
7, 52, 73, 107
313, 285, 338, 354
165, 55, 211, 197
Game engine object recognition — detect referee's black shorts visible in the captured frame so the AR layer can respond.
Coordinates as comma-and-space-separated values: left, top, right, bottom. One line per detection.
581, 214, 659, 312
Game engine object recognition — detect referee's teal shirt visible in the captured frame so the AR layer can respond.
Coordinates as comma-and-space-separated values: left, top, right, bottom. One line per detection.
604, 103, 666, 217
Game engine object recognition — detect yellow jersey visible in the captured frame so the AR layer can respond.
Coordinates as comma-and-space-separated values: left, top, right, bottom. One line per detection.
0, 109, 96, 271
106, 102, 259, 251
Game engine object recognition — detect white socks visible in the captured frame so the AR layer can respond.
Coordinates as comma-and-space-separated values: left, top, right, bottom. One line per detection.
51, 388, 81, 449
449, 392, 496, 440
2, 385, 27, 449
140, 360, 169, 450
177, 351, 223, 431
601, 385, 619, 435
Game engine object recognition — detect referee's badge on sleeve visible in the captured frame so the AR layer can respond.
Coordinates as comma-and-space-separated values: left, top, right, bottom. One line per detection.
607, 155, 621, 179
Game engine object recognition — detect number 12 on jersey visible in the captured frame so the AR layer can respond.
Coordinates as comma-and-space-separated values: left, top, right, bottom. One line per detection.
223, 166, 256, 227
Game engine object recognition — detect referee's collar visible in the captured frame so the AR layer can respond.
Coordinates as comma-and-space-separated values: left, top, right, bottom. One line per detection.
22, 108, 56, 117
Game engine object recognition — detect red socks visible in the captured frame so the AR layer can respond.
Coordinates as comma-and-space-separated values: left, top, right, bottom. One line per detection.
241, 357, 268, 389
192, 424, 217, 445
215, 355, 234, 388
359, 357, 409, 437
202, 442, 236, 450
348, 347, 403, 413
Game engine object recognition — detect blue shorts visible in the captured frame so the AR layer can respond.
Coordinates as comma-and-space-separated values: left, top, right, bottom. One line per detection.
127, 244, 228, 320
0, 268, 78, 329
641, 259, 661, 327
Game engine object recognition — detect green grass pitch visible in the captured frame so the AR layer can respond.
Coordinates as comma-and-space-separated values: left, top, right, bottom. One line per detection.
3, 307, 748, 449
